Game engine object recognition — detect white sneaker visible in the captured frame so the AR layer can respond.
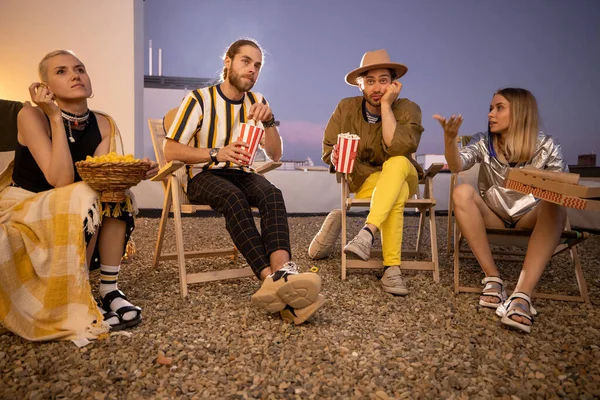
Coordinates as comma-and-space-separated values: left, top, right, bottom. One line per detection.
343, 229, 373, 261
251, 262, 321, 312
380, 266, 408, 296
308, 209, 342, 259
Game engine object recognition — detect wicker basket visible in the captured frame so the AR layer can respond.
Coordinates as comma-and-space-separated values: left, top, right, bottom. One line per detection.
75, 160, 151, 202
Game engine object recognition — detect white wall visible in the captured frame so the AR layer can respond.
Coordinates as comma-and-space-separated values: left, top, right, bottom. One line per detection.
143, 87, 188, 160
417, 154, 447, 170
130, 170, 454, 213
0, 0, 144, 155
130, 170, 344, 212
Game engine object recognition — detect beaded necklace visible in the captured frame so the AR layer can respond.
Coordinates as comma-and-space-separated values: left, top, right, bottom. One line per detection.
61, 109, 90, 143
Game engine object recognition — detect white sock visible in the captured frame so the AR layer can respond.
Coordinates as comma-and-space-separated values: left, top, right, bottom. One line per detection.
99, 264, 137, 321
98, 305, 119, 326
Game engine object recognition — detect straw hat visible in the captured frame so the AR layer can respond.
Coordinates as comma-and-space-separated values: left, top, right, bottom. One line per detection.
345, 49, 408, 86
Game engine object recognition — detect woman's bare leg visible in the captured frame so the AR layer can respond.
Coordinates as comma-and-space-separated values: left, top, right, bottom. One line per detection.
97, 217, 139, 322
508, 201, 566, 325
453, 184, 505, 303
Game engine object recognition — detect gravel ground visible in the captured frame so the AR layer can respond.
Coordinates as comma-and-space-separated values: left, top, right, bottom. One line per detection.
1, 215, 599, 399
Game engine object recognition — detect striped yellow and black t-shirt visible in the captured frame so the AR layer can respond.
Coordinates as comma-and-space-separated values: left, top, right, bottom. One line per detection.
166, 84, 268, 177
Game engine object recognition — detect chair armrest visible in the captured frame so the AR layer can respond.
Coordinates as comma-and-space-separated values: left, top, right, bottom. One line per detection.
255, 161, 282, 175
151, 160, 185, 182
422, 163, 445, 180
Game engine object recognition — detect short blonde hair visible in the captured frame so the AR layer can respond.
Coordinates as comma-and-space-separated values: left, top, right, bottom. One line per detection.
493, 88, 539, 164
38, 49, 83, 82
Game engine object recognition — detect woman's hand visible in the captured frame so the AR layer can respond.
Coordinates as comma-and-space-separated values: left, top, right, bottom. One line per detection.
28, 82, 60, 118
433, 114, 463, 142
142, 158, 159, 179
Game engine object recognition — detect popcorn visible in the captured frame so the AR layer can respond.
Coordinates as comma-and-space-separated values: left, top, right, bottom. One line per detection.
85, 152, 137, 163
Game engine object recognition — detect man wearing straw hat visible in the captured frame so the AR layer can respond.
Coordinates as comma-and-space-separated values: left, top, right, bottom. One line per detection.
164, 38, 324, 324
311, 49, 424, 295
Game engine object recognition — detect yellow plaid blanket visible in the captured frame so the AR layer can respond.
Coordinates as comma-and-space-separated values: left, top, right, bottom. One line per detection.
0, 161, 107, 341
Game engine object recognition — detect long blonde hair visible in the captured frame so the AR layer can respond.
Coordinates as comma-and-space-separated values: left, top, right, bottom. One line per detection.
493, 87, 539, 164
38, 49, 83, 82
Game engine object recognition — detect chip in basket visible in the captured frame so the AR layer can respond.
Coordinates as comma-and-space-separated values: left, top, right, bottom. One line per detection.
75, 152, 151, 202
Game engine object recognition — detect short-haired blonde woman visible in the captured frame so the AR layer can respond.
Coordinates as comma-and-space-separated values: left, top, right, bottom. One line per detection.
0, 50, 157, 341
434, 88, 567, 333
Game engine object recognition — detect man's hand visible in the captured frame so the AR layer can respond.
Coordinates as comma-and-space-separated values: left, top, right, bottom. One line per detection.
248, 103, 273, 123
28, 82, 60, 118
381, 81, 402, 106
433, 114, 463, 142
141, 158, 159, 180
218, 140, 252, 165
331, 144, 339, 168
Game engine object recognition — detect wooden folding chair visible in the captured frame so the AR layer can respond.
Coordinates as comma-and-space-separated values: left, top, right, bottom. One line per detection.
340, 160, 445, 282
448, 143, 591, 303
148, 108, 281, 298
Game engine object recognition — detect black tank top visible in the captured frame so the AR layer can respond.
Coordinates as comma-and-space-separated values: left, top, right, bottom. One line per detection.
12, 112, 103, 193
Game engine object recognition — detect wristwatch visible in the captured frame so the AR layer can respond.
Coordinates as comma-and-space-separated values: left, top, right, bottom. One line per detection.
209, 148, 219, 163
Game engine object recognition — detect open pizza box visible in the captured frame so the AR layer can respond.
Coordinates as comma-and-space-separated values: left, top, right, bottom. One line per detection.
506, 167, 600, 211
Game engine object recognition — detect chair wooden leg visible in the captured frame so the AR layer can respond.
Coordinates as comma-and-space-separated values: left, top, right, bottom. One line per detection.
415, 209, 426, 254
447, 174, 456, 255
341, 180, 348, 280
429, 206, 439, 283
171, 178, 188, 298
453, 225, 461, 294
447, 198, 453, 255
570, 246, 590, 304
154, 177, 173, 268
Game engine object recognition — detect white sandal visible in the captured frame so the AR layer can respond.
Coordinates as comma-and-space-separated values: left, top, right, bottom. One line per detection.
496, 292, 535, 334
496, 293, 538, 318
479, 276, 507, 309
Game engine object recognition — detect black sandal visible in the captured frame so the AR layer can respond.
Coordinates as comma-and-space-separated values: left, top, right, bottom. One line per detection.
101, 290, 142, 330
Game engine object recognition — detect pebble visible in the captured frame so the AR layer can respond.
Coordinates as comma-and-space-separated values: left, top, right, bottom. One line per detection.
0, 216, 597, 399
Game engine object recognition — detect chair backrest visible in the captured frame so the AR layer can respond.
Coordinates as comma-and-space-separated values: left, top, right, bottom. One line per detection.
163, 108, 178, 139
148, 107, 192, 205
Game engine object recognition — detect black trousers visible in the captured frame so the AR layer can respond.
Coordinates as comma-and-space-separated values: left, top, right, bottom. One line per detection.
187, 169, 291, 278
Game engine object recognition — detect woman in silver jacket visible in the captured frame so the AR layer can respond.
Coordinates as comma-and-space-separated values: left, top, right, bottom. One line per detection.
434, 87, 567, 333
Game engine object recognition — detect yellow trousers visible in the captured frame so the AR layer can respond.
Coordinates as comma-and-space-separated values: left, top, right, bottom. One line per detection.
355, 156, 419, 266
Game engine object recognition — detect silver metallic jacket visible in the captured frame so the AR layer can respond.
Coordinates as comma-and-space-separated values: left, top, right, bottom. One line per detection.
459, 131, 567, 224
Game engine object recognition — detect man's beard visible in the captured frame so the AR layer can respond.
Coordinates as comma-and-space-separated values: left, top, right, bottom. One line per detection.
363, 92, 381, 108
228, 69, 255, 92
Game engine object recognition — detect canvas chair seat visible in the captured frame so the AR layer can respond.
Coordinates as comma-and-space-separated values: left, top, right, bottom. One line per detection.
340, 161, 444, 282
148, 107, 281, 298
448, 136, 590, 303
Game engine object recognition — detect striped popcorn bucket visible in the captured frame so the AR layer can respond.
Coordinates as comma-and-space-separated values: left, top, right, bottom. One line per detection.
336, 133, 360, 173
237, 121, 265, 165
